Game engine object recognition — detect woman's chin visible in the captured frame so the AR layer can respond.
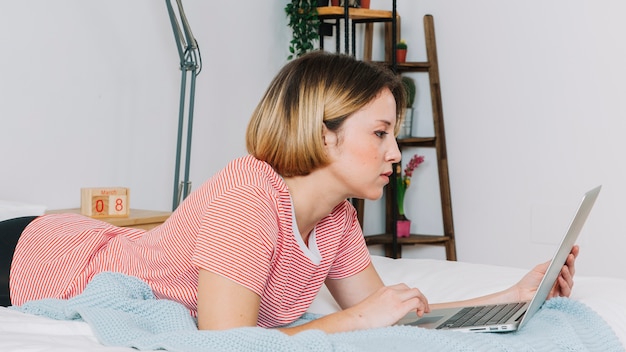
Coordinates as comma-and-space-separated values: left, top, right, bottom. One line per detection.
361, 190, 384, 201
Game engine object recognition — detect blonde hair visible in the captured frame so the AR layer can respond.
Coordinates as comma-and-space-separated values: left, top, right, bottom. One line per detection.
246, 51, 405, 177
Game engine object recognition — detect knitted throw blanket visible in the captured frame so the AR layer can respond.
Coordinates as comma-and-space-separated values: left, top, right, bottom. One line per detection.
13, 272, 624, 352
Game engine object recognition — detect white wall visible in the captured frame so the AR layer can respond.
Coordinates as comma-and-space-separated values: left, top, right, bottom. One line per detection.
365, 0, 626, 280
2, 1, 625, 280
0, 0, 288, 211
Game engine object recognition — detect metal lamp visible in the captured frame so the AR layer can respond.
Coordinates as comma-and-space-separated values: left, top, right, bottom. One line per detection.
165, 0, 202, 210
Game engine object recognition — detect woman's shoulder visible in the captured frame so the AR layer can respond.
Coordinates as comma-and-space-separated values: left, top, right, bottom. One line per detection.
183, 155, 288, 214
319, 200, 358, 229
225, 155, 276, 174
216, 155, 287, 193
330, 200, 357, 217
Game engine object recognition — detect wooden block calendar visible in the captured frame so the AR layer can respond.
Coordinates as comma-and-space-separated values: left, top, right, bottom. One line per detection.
81, 187, 130, 218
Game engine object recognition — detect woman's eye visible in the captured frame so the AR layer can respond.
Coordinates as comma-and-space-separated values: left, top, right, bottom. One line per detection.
375, 131, 388, 138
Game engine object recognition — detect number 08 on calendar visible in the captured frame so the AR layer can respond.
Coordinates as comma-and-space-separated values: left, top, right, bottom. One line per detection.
80, 187, 130, 218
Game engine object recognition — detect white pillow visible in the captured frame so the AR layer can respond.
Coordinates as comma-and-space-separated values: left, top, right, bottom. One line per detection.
0, 200, 46, 222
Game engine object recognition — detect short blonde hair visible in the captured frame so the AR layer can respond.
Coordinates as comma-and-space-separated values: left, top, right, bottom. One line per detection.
246, 51, 405, 177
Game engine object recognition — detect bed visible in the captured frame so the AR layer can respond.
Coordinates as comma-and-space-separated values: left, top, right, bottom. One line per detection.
1, 255, 624, 352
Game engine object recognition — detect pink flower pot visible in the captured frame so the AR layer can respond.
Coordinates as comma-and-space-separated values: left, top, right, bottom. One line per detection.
397, 219, 411, 238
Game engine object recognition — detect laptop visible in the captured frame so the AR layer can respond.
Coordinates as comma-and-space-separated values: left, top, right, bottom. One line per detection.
396, 185, 601, 333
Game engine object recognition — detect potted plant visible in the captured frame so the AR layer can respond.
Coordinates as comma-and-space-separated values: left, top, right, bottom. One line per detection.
285, 0, 321, 60
396, 39, 408, 63
396, 154, 425, 238
398, 75, 416, 138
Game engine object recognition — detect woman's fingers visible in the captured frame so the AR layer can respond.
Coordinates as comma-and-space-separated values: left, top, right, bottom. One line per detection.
386, 283, 430, 316
549, 247, 579, 298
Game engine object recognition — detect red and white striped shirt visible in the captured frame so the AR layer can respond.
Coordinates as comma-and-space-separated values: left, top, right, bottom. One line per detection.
10, 155, 371, 327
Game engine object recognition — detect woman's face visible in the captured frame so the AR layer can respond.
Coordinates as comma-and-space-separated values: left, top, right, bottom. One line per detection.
324, 88, 402, 200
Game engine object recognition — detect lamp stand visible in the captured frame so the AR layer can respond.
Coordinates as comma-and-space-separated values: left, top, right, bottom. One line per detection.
165, 0, 202, 210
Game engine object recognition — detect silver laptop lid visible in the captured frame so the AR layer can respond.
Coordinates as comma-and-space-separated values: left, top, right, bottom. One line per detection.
518, 185, 601, 328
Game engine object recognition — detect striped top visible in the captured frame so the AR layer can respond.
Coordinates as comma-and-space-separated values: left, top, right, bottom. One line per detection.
10, 155, 371, 327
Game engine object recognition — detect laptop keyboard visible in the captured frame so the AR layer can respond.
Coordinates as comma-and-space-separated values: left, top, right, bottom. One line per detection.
436, 302, 526, 329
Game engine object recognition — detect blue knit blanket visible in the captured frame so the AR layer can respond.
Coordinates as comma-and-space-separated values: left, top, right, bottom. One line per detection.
12, 272, 624, 352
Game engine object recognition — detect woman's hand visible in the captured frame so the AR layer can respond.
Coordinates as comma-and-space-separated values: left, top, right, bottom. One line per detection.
342, 283, 430, 329
513, 245, 579, 302
324, 263, 430, 331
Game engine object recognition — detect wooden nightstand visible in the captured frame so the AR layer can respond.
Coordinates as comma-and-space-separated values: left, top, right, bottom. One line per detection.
46, 208, 171, 230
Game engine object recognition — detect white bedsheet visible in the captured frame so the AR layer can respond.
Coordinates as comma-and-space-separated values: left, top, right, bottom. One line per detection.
1, 256, 624, 351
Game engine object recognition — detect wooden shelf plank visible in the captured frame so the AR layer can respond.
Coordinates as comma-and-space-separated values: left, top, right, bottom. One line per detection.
365, 234, 452, 246
317, 6, 393, 20
370, 61, 431, 72
397, 136, 436, 147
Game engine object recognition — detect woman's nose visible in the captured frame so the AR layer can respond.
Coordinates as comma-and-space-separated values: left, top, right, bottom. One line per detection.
386, 139, 402, 163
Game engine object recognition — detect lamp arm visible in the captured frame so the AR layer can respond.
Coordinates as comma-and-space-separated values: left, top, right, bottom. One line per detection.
165, 0, 202, 74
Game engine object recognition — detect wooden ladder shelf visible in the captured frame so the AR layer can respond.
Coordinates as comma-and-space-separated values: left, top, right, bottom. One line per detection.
317, 7, 456, 260
361, 15, 457, 261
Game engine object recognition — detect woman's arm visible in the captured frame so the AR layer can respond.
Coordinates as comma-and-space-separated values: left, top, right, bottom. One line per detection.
431, 246, 579, 310
316, 246, 577, 329
197, 247, 577, 333
317, 263, 430, 331
196, 264, 431, 335
275, 263, 430, 334
196, 269, 261, 330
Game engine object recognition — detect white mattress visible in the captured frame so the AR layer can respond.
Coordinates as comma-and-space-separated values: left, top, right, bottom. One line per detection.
1, 256, 624, 351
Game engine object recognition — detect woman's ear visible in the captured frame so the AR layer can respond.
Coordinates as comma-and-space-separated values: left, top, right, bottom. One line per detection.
322, 124, 337, 147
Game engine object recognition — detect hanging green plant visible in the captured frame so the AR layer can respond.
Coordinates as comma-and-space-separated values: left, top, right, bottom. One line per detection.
285, 0, 320, 60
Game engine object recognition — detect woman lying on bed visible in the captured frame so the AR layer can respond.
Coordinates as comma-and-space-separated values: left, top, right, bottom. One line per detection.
7, 51, 577, 335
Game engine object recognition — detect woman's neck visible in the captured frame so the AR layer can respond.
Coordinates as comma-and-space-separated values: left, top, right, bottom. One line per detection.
283, 170, 345, 242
